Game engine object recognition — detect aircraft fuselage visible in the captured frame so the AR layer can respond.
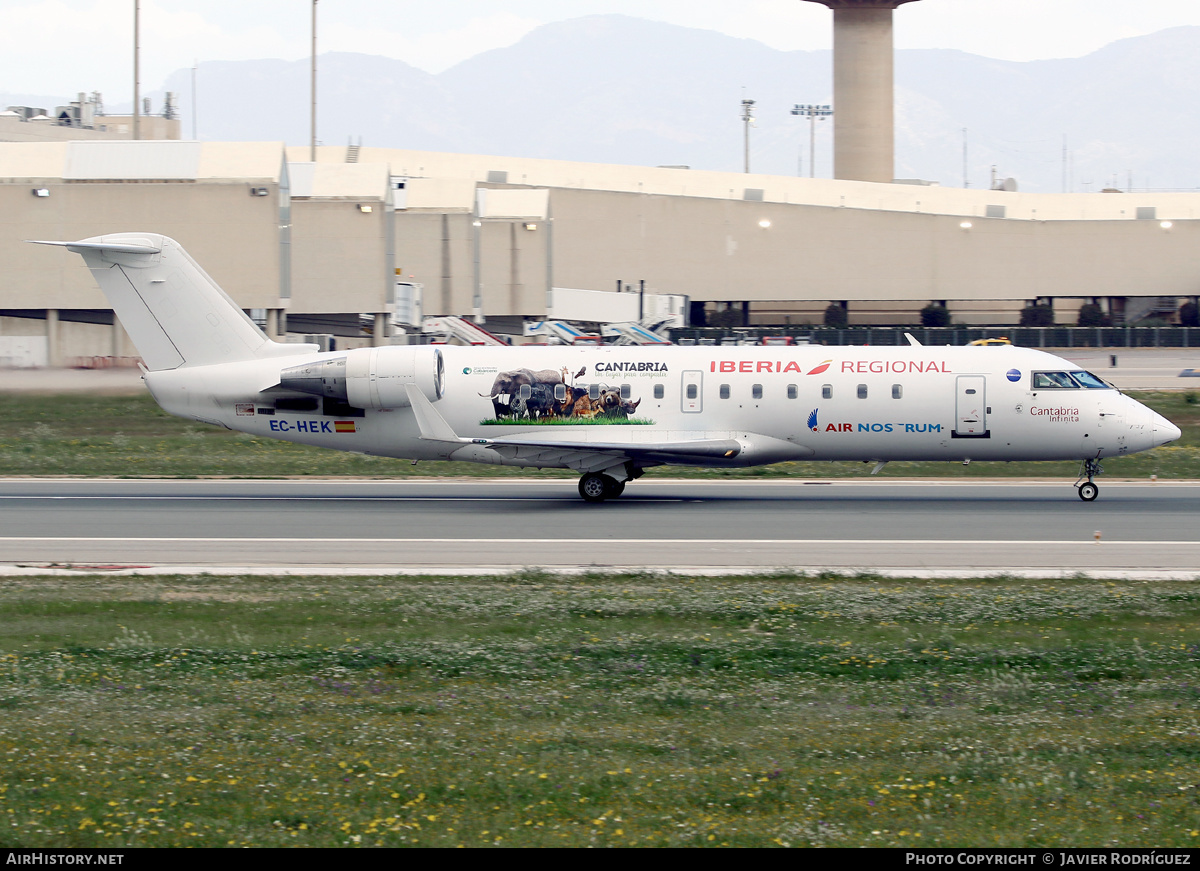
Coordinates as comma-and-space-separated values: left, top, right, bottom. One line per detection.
143, 343, 1177, 467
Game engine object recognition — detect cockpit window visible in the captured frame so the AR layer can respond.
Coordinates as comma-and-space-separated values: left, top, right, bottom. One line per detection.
1069, 370, 1113, 389
1032, 371, 1082, 389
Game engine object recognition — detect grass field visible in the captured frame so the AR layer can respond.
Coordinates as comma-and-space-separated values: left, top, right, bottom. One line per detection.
1, 572, 1198, 848
0, 391, 1197, 480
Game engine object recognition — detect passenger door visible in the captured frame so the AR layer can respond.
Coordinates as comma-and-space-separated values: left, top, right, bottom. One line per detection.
954, 375, 989, 438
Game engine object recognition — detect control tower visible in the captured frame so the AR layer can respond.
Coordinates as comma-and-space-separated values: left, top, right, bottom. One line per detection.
801, 0, 923, 184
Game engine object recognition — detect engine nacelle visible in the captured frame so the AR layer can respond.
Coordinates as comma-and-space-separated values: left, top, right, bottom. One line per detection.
279, 346, 445, 409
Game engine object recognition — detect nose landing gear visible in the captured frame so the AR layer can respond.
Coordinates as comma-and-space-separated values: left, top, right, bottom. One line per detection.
1075, 457, 1103, 502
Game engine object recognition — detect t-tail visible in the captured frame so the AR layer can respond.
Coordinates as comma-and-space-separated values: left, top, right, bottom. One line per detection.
30, 233, 309, 370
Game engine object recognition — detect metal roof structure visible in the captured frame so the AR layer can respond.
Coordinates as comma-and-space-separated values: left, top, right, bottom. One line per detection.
0, 140, 285, 182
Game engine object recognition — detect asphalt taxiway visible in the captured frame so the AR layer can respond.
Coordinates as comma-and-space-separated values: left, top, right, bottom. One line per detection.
2, 478, 1197, 576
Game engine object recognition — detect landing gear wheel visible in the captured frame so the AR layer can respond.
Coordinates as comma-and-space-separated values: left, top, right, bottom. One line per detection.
579, 473, 609, 503
605, 478, 626, 498
1075, 457, 1103, 503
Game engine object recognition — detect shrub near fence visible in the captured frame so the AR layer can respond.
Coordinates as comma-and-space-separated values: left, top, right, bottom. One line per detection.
671, 326, 1200, 348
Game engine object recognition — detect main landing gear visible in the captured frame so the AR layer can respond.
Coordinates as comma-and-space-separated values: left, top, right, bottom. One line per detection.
578, 465, 645, 503
1075, 457, 1103, 502
578, 472, 625, 503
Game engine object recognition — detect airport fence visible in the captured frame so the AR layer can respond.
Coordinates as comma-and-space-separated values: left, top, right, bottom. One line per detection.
669, 325, 1200, 349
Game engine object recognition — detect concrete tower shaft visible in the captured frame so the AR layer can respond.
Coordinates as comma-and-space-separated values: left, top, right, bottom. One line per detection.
802, 0, 923, 183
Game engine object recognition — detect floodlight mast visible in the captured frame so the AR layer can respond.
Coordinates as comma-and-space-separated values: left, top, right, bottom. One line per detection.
792, 104, 833, 177
799, 0, 924, 183
132, 0, 140, 141
311, 0, 318, 162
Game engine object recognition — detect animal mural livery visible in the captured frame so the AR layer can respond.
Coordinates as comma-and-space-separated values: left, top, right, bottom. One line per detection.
32, 234, 1181, 503
476, 365, 646, 425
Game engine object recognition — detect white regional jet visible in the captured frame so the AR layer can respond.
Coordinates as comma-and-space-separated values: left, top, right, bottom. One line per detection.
34, 234, 1181, 503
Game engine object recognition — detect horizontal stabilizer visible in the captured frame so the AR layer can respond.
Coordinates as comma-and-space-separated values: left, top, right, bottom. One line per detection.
29, 239, 163, 257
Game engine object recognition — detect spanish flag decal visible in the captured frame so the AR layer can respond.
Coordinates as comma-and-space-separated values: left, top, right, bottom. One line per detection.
334, 421, 357, 434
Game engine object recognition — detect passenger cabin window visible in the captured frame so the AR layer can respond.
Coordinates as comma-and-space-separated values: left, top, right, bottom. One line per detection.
892, 384, 903, 400
720, 384, 731, 400
686, 384, 698, 400
752, 384, 763, 400
620, 384, 631, 400
857, 384, 868, 399
787, 384, 798, 400
554, 383, 566, 401
589, 384, 601, 400
822, 384, 832, 400
519, 384, 532, 400
654, 384, 664, 400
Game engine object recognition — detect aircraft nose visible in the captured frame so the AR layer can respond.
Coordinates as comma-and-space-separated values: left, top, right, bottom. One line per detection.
1152, 412, 1181, 446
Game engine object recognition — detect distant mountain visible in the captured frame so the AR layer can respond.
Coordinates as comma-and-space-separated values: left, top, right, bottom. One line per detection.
893, 26, 1200, 191
158, 53, 462, 151
433, 15, 829, 170
12, 16, 1200, 193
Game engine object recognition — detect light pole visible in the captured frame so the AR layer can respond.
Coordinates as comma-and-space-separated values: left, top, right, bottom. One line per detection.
741, 98, 756, 174
310, 0, 318, 162
132, 0, 140, 140
792, 104, 832, 178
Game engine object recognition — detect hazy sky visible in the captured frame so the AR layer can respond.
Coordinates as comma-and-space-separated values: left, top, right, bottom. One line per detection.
4, 0, 1199, 101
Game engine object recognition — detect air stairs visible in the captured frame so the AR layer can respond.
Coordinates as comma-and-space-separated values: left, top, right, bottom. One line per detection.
421, 316, 508, 346
523, 320, 602, 345
524, 318, 673, 346
601, 317, 673, 346
1120, 296, 1178, 325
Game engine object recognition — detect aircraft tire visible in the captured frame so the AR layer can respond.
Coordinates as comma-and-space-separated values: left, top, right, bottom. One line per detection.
604, 478, 626, 498
1078, 482, 1099, 502
579, 473, 609, 503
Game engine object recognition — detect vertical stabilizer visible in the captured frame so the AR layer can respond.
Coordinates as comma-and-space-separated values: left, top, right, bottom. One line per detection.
31, 233, 304, 371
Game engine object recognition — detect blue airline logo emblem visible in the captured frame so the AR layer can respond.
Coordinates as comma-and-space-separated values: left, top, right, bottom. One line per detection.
1006, 369, 1022, 382
808, 408, 820, 432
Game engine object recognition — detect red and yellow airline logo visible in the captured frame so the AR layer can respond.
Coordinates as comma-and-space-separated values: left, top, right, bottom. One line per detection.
710, 359, 833, 375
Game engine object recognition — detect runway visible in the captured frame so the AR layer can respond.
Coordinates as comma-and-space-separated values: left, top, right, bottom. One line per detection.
1, 478, 1197, 576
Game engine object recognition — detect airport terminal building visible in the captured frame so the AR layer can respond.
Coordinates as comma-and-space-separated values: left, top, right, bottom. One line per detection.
2, 138, 1199, 365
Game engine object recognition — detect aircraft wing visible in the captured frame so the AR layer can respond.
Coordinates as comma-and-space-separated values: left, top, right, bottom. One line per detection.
402, 384, 746, 471
484, 434, 741, 461
478, 433, 742, 473
401, 385, 817, 472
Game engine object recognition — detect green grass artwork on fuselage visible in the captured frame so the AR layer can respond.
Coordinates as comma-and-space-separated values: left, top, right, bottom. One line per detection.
479, 416, 656, 426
